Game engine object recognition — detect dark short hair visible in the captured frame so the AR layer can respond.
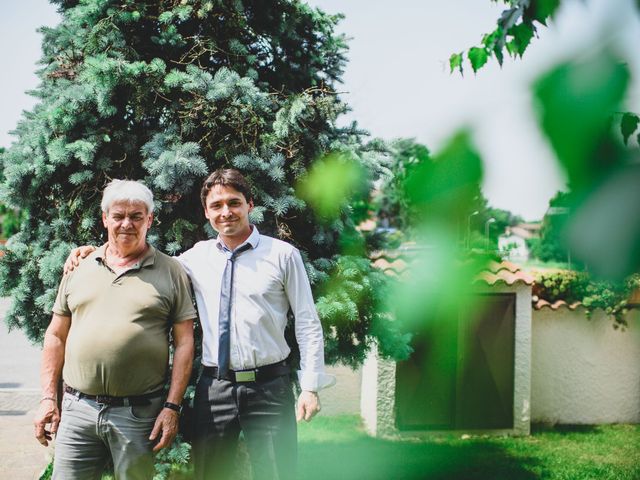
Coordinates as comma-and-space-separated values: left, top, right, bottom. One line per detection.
200, 168, 253, 207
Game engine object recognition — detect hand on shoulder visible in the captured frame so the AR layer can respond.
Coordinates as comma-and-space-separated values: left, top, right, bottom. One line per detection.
63, 245, 96, 274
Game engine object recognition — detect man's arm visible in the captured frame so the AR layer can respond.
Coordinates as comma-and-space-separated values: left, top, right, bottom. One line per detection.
284, 249, 335, 422
149, 319, 194, 452
34, 313, 71, 446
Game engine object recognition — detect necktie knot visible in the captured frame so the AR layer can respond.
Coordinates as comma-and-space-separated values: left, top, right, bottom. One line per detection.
229, 242, 252, 261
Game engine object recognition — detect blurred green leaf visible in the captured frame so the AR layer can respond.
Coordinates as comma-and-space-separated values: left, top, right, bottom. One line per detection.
404, 130, 483, 226
566, 163, 640, 280
620, 113, 639, 145
533, 52, 630, 190
393, 238, 491, 336
296, 153, 367, 220
468, 47, 489, 73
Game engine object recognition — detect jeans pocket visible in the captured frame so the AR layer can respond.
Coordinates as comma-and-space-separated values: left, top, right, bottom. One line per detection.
129, 397, 163, 421
61, 393, 75, 411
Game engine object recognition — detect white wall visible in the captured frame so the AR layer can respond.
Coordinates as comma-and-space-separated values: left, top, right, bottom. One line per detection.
531, 308, 640, 424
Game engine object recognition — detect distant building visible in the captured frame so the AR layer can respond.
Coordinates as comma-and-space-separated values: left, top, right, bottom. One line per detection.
498, 223, 541, 262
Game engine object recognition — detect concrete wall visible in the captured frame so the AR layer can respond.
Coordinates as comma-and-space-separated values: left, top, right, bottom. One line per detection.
360, 344, 397, 436
485, 283, 532, 435
531, 308, 640, 424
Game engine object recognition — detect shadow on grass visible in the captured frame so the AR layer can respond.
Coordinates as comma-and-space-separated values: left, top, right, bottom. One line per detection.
298, 418, 540, 480
531, 423, 599, 434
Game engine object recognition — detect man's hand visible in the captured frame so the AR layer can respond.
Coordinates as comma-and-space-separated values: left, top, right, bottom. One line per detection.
296, 391, 321, 422
34, 399, 60, 447
63, 246, 96, 274
149, 408, 179, 452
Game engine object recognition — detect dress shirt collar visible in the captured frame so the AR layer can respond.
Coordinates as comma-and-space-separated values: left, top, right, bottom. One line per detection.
215, 225, 260, 253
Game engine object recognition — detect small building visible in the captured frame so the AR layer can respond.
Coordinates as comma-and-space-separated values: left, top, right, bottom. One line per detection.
360, 258, 640, 436
498, 223, 540, 262
362, 259, 534, 437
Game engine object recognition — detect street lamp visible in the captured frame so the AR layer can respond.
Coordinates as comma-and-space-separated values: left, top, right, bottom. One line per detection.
466, 210, 479, 250
485, 217, 496, 252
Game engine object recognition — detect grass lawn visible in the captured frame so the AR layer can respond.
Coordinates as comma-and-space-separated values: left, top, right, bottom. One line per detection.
298, 415, 640, 480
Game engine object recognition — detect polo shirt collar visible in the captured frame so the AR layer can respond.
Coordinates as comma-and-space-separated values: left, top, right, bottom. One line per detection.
215, 225, 260, 253
94, 243, 157, 269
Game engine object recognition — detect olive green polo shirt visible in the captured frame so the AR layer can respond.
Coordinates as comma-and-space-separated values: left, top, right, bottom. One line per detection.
52, 244, 197, 396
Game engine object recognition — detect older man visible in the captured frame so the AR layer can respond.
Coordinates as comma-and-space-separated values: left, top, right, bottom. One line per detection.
34, 179, 196, 480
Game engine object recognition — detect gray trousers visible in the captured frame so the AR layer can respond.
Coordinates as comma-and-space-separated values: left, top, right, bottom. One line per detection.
52, 392, 163, 480
193, 373, 297, 480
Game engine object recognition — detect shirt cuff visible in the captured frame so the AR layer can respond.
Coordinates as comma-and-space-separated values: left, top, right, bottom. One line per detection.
297, 370, 337, 392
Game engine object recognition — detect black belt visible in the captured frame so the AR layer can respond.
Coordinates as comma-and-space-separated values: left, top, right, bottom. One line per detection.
64, 385, 163, 406
202, 361, 290, 383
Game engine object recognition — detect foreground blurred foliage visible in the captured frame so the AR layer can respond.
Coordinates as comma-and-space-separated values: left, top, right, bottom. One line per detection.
533, 49, 640, 281
297, 416, 640, 480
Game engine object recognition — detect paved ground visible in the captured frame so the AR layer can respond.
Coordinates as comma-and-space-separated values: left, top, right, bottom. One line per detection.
0, 298, 52, 480
0, 296, 361, 479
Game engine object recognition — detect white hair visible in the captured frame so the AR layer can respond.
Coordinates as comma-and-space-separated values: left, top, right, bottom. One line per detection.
101, 179, 154, 214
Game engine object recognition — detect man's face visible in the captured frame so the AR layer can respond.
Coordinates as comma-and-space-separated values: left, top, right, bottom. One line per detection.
204, 185, 253, 243
102, 201, 153, 251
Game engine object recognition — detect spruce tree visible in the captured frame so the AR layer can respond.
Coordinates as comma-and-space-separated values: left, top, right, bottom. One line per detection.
0, 0, 403, 367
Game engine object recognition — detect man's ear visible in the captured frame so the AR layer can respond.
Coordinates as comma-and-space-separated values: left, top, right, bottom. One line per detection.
102, 211, 108, 228
248, 200, 254, 213
147, 212, 154, 228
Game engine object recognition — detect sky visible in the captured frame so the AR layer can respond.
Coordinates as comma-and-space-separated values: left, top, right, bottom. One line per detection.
1, 0, 638, 221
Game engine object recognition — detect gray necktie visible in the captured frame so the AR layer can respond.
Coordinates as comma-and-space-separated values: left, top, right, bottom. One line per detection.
217, 243, 252, 378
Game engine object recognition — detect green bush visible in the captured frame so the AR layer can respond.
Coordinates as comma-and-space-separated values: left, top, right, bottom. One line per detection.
534, 270, 639, 327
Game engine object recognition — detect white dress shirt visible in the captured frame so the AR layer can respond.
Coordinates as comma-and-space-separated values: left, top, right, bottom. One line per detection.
177, 226, 335, 392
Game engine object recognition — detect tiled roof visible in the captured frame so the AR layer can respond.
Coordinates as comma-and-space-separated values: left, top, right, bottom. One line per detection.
371, 257, 408, 277
473, 260, 535, 286
370, 251, 534, 286
532, 298, 582, 311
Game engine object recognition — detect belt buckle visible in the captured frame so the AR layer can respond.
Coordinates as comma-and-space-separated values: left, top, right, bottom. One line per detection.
95, 395, 112, 405
234, 370, 256, 382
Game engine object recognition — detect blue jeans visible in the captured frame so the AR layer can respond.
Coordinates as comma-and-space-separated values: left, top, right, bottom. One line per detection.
53, 392, 163, 480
